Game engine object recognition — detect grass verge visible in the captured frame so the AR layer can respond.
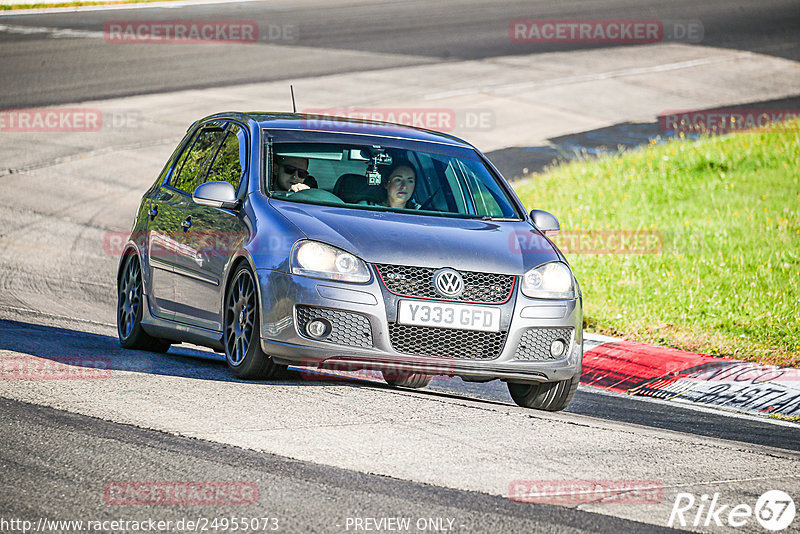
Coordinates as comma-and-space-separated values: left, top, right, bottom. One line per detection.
0, 0, 179, 10
514, 120, 799, 366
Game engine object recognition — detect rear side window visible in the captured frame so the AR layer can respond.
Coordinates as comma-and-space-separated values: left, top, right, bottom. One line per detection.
171, 125, 226, 194
207, 123, 246, 192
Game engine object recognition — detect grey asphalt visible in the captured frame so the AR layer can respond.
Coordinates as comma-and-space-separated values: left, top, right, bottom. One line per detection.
1, 1, 799, 532
2, 319, 799, 453
1, 0, 799, 108
0, 396, 683, 533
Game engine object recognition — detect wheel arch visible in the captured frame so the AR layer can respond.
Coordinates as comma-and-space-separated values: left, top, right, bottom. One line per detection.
116, 242, 143, 288
221, 252, 263, 324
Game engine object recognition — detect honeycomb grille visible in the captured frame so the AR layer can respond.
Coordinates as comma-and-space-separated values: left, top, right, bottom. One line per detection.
296, 306, 373, 348
375, 264, 515, 303
388, 324, 507, 360
513, 328, 574, 361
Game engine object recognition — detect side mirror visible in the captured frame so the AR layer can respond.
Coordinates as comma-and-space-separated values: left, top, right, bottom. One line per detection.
530, 209, 560, 236
192, 181, 239, 209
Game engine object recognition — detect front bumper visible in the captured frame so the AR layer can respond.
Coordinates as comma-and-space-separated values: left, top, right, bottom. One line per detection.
257, 269, 583, 383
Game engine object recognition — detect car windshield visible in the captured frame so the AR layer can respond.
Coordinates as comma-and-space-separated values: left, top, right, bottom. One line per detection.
265, 141, 521, 220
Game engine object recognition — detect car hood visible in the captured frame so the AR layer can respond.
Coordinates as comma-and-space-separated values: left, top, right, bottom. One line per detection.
270, 200, 561, 274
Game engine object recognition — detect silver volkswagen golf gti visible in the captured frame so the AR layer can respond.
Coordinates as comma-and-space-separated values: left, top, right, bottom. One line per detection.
117, 112, 583, 411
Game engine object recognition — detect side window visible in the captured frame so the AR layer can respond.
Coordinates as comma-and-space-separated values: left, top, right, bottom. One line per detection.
443, 162, 468, 214
207, 123, 245, 192
170, 125, 226, 194
155, 130, 194, 188
458, 160, 507, 217
169, 130, 199, 186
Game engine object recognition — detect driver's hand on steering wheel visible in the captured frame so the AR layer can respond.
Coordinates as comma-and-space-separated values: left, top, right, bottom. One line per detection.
289, 183, 311, 193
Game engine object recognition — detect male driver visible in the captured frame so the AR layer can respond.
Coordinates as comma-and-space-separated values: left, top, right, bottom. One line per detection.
273, 155, 312, 192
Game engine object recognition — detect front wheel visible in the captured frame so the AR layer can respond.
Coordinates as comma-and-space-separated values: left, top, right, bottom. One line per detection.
224, 263, 286, 379
382, 370, 433, 389
507, 372, 580, 411
117, 254, 171, 353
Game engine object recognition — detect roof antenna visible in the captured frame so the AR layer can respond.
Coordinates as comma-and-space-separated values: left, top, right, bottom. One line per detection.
290, 85, 297, 113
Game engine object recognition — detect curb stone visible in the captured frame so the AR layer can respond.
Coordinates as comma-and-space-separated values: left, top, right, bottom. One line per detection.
582, 333, 800, 419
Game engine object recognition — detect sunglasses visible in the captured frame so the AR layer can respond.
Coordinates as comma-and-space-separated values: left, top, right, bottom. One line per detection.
281, 164, 309, 179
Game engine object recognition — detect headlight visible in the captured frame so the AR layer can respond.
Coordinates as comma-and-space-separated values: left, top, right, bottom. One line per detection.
291, 241, 371, 283
520, 262, 575, 299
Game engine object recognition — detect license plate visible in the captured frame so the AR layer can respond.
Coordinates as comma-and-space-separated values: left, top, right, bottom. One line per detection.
397, 300, 501, 332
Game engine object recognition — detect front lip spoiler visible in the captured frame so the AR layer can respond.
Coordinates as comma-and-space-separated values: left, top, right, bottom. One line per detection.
272, 353, 556, 383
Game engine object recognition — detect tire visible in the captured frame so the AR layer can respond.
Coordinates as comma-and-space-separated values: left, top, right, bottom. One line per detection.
224, 263, 286, 380
382, 370, 433, 389
117, 254, 171, 353
507, 372, 580, 411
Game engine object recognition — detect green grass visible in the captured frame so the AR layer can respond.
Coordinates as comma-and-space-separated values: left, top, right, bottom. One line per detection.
514, 120, 800, 366
770, 414, 800, 423
0, 0, 179, 10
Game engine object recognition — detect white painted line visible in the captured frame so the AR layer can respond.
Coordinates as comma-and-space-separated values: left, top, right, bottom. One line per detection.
584, 332, 623, 344
0, 0, 284, 16
0, 22, 104, 38
425, 52, 754, 100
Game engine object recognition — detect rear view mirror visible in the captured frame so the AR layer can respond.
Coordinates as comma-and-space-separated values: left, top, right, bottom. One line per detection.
192, 181, 239, 210
530, 209, 560, 236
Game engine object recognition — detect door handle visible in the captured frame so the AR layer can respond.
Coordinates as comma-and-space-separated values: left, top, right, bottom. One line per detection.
148, 205, 158, 221
181, 217, 192, 232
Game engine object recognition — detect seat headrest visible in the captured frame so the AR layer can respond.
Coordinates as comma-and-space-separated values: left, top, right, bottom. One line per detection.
332, 173, 383, 204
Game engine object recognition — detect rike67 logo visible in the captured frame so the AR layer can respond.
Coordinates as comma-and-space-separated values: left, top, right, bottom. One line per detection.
669, 490, 795, 531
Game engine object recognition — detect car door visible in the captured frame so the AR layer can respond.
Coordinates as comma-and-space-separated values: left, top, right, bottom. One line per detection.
145, 128, 199, 320
172, 121, 250, 332
148, 122, 227, 320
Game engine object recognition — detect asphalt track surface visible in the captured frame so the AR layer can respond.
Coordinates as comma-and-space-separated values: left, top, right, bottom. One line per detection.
1, 1, 799, 532
2, 318, 799, 452
0, 396, 681, 533
1, 0, 799, 107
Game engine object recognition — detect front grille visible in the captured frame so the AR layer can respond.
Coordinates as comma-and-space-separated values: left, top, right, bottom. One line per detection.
388, 324, 507, 360
375, 264, 515, 303
513, 328, 574, 361
296, 306, 373, 348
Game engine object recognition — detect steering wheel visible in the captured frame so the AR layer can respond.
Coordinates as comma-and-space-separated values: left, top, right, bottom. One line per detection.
289, 188, 346, 204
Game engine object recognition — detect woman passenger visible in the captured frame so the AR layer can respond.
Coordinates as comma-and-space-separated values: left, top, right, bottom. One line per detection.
376, 160, 420, 209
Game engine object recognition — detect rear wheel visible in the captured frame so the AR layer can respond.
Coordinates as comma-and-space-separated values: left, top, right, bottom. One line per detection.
507, 372, 580, 411
382, 370, 433, 389
117, 254, 171, 353
224, 263, 286, 379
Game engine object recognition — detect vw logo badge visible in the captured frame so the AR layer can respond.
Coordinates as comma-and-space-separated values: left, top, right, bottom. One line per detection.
433, 268, 464, 298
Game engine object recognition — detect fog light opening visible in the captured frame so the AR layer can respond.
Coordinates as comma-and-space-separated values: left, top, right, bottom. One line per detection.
306, 319, 331, 339
550, 339, 567, 358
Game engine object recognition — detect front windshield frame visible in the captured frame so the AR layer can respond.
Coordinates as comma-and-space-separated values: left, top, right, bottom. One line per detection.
260, 130, 524, 221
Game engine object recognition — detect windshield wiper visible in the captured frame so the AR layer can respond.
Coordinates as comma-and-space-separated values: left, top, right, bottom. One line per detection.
480, 216, 521, 221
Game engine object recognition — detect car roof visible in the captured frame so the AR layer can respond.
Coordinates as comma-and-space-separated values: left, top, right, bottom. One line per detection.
198, 112, 474, 148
